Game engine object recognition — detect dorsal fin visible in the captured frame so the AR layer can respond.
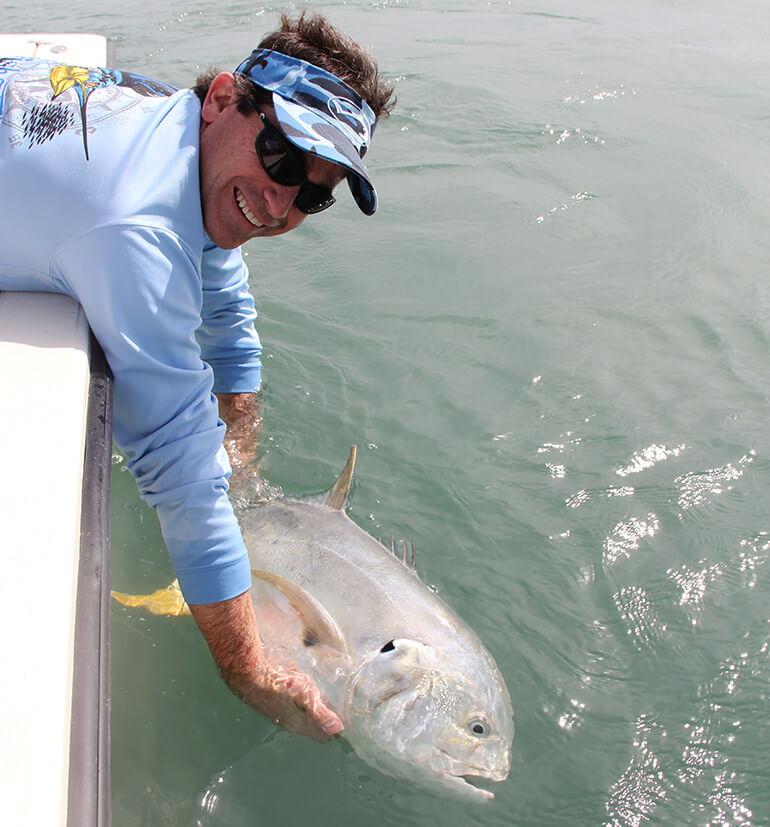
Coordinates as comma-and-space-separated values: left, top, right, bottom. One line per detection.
303, 445, 356, 509
388, 537, 417, 571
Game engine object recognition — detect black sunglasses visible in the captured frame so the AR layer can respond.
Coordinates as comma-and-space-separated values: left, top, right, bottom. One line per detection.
253, 107, 336, 215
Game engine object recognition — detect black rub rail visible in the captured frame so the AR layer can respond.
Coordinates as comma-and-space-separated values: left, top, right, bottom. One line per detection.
67, 334, 113, 827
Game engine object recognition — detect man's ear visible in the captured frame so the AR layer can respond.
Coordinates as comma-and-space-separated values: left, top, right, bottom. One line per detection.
200, 73, 237, 125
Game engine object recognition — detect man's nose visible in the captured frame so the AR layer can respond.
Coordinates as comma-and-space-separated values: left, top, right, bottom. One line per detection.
263, 182, 299, 221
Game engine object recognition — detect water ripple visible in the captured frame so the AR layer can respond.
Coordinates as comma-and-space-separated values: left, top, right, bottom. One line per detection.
543, 123, 606, 146
537, 431, 582, 454
675, 452, 754, 514
612, 586, 666, 647
535, 191, 595, 224
709, 770, 754, 825
563, 82, 637, 105
615, 444, 686, 478
738, 531, 770, 588
604, 716, 666, 827
603, 514, 660, 567
546, 463, 566, 479
557, 696, 587, 732
566, 489, 591, 509
564, 484, 635, 510
667, 561, 726, 612
604, 626, 769, 824
607, 486, 634, 498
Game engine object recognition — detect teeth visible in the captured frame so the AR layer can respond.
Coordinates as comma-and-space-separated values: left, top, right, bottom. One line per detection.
235, 188, 263, 227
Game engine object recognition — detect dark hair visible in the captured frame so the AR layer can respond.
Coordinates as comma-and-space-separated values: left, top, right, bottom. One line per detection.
193, 70, 272, 116
192, 11, 396, 120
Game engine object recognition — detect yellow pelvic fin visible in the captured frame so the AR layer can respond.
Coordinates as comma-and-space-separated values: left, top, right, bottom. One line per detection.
111, 579, 191, 616
251, 569, 348, 654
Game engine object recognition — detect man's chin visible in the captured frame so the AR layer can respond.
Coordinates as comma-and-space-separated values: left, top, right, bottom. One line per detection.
206, 220, 290, 248
202, 219, 242, 250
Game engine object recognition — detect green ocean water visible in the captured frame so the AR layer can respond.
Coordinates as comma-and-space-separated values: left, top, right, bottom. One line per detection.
8, 0, 770, 823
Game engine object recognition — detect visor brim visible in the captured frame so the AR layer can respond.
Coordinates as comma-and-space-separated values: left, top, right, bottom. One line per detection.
271, 93, 378, 215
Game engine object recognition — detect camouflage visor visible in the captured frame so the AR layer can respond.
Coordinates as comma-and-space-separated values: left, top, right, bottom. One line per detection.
234, 49, 378, 215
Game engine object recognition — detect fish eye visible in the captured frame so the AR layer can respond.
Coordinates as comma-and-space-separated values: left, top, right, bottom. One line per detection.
468, 718, 489, 737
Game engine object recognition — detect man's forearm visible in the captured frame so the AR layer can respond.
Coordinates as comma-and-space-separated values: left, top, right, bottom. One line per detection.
189, 589, 263, 675
217, 391, 262, 474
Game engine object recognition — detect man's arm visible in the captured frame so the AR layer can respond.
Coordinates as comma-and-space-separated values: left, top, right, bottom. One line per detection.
210, 393, 346, 735
198, 248, 340, 736
189, 591, 343, 739
210, 396, 344, 738
55, 226, 339, 738
216, 391, 262, 478
200, 241, 263, 481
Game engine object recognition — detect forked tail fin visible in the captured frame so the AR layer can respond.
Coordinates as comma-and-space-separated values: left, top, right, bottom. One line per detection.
111, 579, 191, 616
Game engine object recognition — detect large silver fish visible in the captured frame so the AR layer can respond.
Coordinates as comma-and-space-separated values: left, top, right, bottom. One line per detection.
114, 447, 514, 801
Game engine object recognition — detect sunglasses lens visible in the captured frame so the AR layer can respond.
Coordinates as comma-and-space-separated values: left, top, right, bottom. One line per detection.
253, 109, 336, 215
256, 126, 304, 186
295, 183, 336, 215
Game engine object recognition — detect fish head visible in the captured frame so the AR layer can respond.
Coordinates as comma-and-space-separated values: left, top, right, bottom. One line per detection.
345, 638, 514, 801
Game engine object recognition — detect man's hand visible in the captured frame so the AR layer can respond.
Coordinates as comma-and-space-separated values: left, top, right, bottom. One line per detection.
189, 590, 343, 740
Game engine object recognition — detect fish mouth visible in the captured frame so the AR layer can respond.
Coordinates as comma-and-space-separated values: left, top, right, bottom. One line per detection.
442, 773, 496, 801
437, 749, 509, 801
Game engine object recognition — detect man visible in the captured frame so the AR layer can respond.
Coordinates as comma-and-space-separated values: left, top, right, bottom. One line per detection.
0, 13, 394, 738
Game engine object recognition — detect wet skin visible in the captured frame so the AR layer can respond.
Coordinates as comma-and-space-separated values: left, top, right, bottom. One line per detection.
199, 72, 346, 250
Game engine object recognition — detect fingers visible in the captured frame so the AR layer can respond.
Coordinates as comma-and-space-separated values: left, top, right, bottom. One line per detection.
275, 711, 335, 742
283, 669, 345, 736
297, 683, 344, 736
258, 664, 344, 738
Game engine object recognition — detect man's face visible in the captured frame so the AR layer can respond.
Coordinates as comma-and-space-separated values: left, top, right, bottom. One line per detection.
199, 73, 346, 250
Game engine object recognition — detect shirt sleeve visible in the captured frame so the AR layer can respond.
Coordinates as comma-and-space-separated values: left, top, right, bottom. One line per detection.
197, 241, 262, 394
51, 223, 251, 604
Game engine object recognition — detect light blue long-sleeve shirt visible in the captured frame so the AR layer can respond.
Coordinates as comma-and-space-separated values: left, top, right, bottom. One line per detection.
0, 57, 261, 603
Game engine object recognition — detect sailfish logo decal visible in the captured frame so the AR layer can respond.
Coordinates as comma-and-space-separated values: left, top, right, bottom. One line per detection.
49, 64, 106, 160
47, 64, 176, 160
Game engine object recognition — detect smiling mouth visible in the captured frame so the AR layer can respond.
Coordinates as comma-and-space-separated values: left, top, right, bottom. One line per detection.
235, 187, 263, 228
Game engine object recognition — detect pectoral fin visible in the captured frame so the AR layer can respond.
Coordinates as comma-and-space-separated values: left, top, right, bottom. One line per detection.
111, 579, 191, 616
251, 569, 348, 654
